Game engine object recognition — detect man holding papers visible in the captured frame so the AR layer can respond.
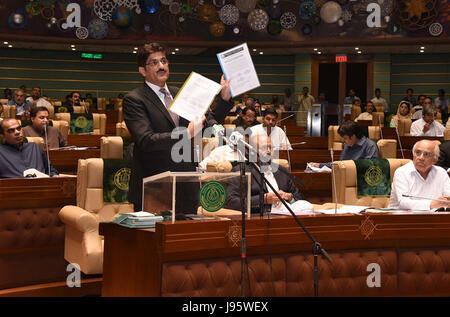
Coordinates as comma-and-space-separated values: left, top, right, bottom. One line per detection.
389, 140, 450, 210
123, 42, 233, 212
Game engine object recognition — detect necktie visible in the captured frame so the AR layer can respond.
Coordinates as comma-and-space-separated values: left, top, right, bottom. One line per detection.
159, 87, 179, 127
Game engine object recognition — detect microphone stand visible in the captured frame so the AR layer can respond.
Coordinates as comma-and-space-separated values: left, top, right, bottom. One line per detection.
283, 125, 292, 172
43, 121, 51, 177
330, 149, 338, 215
236, 147, 248, 297
234, 138, 332, 297
394, 122, 405, 159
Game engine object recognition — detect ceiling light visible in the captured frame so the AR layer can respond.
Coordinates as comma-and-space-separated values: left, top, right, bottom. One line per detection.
313, 48, 318, 51
259, 52, 263, 55
420, 46, 425, 49
175, 48, 179, 51
317, 51, 322, 54
355, 47, 359, 50
358, 51, 362, 54
420, 50, 424, 53
71, 45, 75, 48
8, 44, 12, 48
171, 51, 176, 55
132, 51, 137, 54
253, 49, 257, 52
3, 41, 8, 45
71, 48, 76, 51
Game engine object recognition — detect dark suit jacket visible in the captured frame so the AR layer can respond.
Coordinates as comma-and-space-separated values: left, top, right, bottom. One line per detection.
226, 163, 305, 213
123, 83, 233, 211
437, 141, 450, 169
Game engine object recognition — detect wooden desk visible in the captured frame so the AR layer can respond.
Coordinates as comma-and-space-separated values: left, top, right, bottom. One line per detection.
0, 177, 76, 289
356, 120, 373, 127
398, 136, 443, 149
49, 148, 100, 173
279, 150, 341, 171
100, 213, 450, 297
0, 177, 76, 210
288, 136, 327, 149
67, 134, 104, 147
292, 171, 331, 203
282, 125, 305, 137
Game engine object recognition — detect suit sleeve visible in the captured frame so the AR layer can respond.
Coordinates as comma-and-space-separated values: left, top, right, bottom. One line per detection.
278, 166, 305, 201
123, 93, 185, 152
437, 143, 450, 169
205, 96, 234, 127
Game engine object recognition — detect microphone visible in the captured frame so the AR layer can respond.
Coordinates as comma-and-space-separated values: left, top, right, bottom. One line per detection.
277, 113, 295, 124
394, 121, 405, 159
378, 115, 383, 139
43, 121, 51, 177
330, 148, 338, 215
283, 125, 292, 172
211, 124, 225, 137
402, 194, 450, 203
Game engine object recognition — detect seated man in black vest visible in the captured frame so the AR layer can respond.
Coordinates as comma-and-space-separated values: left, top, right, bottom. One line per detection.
0, 118, 58, 178
226, 134, 305, 213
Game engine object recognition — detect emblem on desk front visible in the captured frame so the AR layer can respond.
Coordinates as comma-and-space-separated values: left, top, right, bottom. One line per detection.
199, 181, 227, 212
364, 166, 383, 187
227, 223, 241, 247
114, 167, 131, 191
359, 215, 378, 240
75, 116, 88, 129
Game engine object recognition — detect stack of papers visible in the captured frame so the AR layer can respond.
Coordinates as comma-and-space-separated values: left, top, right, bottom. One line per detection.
112, 211, 164, 228
314, 205, 370, 214
306, 163, 332, 172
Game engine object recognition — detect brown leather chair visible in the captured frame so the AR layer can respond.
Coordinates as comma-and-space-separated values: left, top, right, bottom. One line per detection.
224, 116, 238, 124
332, 158, 411, 208
350, 106, 362, 121
25, 136, 45, 150
377, 139, 397, 158
444, 128, 450, 141
115, 121, 130, 137
51, 120, 69, 141
372, 112, 385, 127
59, 158, 134, 274
398, 118, 412, 136
55, 112, 106, 134
100, 136, 123, 159
97, 98, 107, 111
328, 126, 381, 150
1, 105, 16, 119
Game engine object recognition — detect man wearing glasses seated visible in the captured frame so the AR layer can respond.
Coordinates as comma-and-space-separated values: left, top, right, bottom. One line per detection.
0, 118, 58, 178
389, 140, 450, 210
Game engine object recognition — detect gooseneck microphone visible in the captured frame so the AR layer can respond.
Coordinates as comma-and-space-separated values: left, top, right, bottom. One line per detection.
402, 194, 450, 203
394, 121, 405, 159
43, 121, 51, 177
330, 148, 338, 215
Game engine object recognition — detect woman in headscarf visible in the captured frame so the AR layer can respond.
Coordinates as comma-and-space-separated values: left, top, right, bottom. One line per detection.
390, 100, 412, 128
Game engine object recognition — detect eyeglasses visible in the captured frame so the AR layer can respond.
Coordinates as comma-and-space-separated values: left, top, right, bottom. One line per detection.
413, 150, 434, 158
146, 58, 168, 67
6, 126, 22, 134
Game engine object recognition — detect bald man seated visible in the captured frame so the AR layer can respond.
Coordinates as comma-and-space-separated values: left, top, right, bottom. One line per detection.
389, 140, 450, 210
0, 118, 58, 178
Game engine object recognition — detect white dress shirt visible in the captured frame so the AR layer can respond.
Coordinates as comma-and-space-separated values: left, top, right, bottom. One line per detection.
410, 118, 445, 136
26, 97, 51, 108
199, 145, 240, 170
388, 161, 450, 210
250, 124, 292, 150
371, 97, 388, 111
354, 112, 373, 122
145, 81, 172, 106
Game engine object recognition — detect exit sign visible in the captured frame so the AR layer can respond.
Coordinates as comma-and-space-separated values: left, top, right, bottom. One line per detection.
81, 52, 103, 60
335, 54, 347, 63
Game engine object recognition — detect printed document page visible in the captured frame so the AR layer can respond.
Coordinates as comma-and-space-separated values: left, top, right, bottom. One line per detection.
168, 72, 222, 122
217, 43, 260, 97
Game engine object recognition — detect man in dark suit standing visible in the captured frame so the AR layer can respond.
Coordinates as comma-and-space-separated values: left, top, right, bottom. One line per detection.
123, 43, 233, 212
437, 141, 450, 170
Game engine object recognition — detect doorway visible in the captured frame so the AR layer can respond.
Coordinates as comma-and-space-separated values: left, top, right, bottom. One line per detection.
318, 63, 339, 104
346, 63, 368, 105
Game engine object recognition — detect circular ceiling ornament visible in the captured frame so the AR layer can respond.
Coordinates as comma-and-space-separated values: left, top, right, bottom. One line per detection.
198, 4, 218, 22
428, 22, 443, 36
320, 1, 342, 24
299, 1, 317, 20
267, 20, 282, 35
280, 11, 297, 29
301, 23, 313, 35
219, 4, 240, 25
210, 21, 226, 37
40, 6, 54, 20
248, 9, 269, 31
76, 26, 89, 39
94, 0, 117, 21
8, 10, 28, 29
88, 18, 109, 39
236, 0, 257, 13
169, 2, 181, 14
396, 0, 439, 31
213, 0, 226, 8
342, 9, 352, 22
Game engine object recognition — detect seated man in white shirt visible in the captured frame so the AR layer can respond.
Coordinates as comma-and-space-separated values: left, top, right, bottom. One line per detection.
410, 105, 445, 137
371, 88, 388, 112
355, 101, 375, 122
26, 86, 51, 108
389, 140, 450, 210
199, 128, 249, 170
250, 107, 292, 151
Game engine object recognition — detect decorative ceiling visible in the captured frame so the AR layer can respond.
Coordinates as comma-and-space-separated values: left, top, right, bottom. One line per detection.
0, 0, 448, 44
